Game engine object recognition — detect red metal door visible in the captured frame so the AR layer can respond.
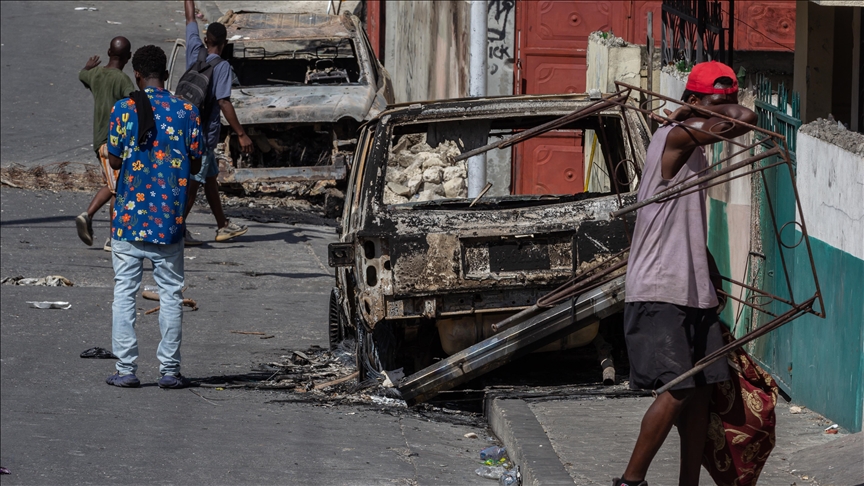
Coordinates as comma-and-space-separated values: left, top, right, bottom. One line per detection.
513, 1, 628, 195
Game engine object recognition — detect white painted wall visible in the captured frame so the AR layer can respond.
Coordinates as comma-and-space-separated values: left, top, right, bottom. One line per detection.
796, 132, 864, 259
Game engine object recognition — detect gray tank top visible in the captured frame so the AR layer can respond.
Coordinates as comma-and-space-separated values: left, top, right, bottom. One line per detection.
625, 125, 718, 309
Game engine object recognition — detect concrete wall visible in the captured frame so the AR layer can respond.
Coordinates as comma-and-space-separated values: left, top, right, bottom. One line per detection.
485, 0, 516, 197
583, 33, 642, 193
383, 1, 470, 103
788, 126, 864, 432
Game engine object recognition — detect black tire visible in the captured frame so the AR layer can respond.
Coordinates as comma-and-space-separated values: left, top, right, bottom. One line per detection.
328, 287, 346, 350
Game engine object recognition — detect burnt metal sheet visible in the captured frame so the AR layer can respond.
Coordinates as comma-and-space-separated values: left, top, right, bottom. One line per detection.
397, 276, 626, 405
218, 164, 346, 183
229, 85, 376, 125
227, 12, 353, 39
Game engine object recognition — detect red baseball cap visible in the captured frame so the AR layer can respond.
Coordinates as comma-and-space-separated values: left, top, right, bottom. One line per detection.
685, 61, 738, 95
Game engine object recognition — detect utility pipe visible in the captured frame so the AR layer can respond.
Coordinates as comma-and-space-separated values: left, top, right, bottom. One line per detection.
468, 0, 488, 198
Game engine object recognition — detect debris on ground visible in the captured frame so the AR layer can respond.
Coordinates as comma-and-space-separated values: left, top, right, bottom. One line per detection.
383, 134, 467, 204
1, 162, 104, 192
27, 301, 71, 310
789, 405, 804, 414
2, 275, 73, 287
464, 432, 479, 439
382, 368, 405, 388
0, 467, 9, 475
80, 347, 117, 359
825, 424, 840, 434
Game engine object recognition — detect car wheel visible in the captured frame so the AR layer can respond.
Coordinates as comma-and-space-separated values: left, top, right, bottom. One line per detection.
356, 320, 398, 382
329, 287, 347, 350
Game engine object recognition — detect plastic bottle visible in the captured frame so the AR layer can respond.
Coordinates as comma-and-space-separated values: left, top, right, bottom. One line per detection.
479, 446, 507, 461
475, 465, 507, 480
499, 470, 518, 485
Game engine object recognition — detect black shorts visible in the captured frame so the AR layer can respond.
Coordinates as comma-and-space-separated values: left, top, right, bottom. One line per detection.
623, 301, 731, 391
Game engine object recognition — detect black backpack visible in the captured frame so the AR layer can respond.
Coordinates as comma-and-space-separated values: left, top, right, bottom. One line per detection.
174, 49, 223, 117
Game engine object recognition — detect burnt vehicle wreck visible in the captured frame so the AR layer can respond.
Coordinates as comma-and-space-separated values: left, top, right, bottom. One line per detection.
327, 94, 651, 400
167, 11, 394, 189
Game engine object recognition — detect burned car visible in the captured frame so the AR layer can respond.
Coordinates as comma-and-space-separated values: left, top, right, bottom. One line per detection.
327, 95, 650, 380
167, 11, 394, 189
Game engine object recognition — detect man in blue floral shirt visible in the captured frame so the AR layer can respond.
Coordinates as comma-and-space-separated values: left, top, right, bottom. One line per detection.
105, 45, 202, 389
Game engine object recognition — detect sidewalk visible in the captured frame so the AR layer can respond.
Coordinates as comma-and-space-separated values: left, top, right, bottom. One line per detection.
487, 392, 860, 485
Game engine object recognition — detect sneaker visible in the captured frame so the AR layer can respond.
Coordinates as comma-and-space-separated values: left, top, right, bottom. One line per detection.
103, 237, 112, 252
106, 372, 141, 388
185, 229, 203, 246
215, 219, 248, 242
76, 212, 94, 246
158, 373, 190, 389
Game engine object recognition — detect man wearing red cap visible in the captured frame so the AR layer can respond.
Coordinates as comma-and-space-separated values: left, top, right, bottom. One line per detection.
614, 61, 757, 486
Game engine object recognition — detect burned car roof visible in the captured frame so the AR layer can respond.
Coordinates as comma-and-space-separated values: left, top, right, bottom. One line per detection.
224, 11, 355, 40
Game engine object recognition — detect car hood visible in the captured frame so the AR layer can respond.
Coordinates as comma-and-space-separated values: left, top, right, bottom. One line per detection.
228, 84, 379, 125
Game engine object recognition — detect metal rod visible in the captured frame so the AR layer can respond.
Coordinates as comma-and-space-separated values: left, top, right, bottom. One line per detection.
653, 298, 815, 396
614, 81, 781, 142
610, 147, 781, 218
453, 92, 631, 163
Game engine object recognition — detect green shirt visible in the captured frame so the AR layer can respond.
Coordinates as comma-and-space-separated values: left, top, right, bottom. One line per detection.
79, 67, 135, 152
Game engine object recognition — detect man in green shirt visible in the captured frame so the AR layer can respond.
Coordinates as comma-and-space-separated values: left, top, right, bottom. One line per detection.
75, 36, 135, 250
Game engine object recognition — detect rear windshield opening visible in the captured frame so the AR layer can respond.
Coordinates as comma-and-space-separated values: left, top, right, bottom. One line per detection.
227, 38, 361, 87
383, 115, 641, 206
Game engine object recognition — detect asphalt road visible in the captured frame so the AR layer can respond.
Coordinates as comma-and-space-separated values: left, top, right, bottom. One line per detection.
0, 188, 495, 485
0, 1, 218, 167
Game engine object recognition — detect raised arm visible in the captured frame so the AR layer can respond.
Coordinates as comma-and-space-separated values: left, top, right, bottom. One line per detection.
661, 103, 757, 180
185, 0, 197, 25
83, 55, 101, 71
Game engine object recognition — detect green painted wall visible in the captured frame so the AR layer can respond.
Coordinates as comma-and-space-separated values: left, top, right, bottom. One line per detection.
790, 234, 864, 432
707, 197, 863, 432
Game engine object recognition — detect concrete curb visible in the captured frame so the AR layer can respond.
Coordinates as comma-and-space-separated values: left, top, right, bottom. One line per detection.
486, 397, 575, 485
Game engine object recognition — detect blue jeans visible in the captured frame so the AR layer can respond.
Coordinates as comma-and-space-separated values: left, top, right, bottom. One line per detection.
112, 239, 185, 376
191, 147, 218, 184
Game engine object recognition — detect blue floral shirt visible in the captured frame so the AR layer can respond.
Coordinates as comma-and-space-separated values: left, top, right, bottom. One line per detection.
107, 87, 203, 245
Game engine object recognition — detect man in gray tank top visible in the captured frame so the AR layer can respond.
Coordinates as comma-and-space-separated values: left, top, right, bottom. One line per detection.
614, 61, 757, 486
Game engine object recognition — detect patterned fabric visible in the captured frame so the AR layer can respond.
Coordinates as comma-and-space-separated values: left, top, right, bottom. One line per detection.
702, 332, 779, 486
107, 87, 203, 245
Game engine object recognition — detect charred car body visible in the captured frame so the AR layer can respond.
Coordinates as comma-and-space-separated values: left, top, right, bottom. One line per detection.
167, 11, 394, 189
328, 95, 650, 380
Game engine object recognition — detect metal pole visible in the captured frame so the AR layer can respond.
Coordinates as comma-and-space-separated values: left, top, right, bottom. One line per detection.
468, 0, 488, 198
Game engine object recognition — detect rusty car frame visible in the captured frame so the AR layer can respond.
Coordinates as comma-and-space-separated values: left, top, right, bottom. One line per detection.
167, 10, 394, 189
327, 93, 652, 383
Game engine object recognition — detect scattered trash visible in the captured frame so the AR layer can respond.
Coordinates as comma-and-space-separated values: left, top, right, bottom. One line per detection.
824, 424, 839, 434
3, 275, 73, 286
185, 256, 196, 260
74, 6, 98, 10
0, 467, 9, 475
260, 335, 275, 340
314, 371, 359, 390
789, 405, 803, 414
382, 368, 405, 388
228, 34, 242, 41
370, 395, 407, 407
480, 446, 507, 462
292, 351, 311, 365
483, 457, 508, 467
27, 301, 71, 310
230, 330, 268, 335
80, 347, 117, 359
464, 432, 479, 439
498, 470, 518, 485
106, 20, 122, 24
475, 465, 507, 480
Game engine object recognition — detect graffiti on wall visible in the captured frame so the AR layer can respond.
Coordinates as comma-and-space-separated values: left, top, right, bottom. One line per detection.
487, 0, 514, 77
